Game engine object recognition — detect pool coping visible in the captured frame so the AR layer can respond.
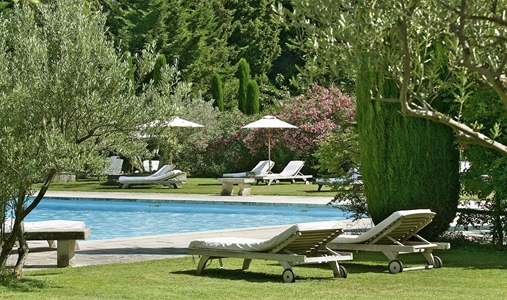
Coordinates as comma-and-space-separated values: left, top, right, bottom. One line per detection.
41, 191, 335, 206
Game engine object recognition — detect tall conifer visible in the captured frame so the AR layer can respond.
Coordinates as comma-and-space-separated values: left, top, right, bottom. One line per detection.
236, 58, 250, 113
211, 73, 224, 111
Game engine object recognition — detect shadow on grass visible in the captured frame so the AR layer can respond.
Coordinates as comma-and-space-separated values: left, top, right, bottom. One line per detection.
77, 247, 188, 255
0, 275, 53, 292
173, 268, 344, 283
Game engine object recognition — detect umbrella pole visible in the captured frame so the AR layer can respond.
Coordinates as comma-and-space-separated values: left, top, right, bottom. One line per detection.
268, 128, 271, 164
169, 127, 173, 170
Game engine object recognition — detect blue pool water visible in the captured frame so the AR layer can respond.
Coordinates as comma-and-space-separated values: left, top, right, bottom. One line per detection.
25, 198, 349, 240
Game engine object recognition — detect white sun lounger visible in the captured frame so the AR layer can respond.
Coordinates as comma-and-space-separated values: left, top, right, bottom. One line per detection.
104, 156, 124, 175
314, 168, 362, 191
222, 160, 274, 178
328, 209, 450, 273
118, 165, 186, 189
3, 218, 90, 267
256, 160, 312, 185
188, 221, 353, 282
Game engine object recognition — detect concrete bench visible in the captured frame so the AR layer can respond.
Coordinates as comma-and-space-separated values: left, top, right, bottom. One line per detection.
217, 178, 256, 196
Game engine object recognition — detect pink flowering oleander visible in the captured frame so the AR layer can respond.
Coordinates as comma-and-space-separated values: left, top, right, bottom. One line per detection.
244, 84, 355, 157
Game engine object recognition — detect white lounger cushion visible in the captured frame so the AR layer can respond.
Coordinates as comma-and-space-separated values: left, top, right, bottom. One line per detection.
188, 221, 343, 252
118, 169, 183, 183
332, 209, 434, 244
2, 218, 85, 232
223, 160, 274, 178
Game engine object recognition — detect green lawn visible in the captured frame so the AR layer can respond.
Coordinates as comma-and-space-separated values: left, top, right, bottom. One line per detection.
11, 178, 504, 299
1, 250, 506, 299
41, 177, 338, 198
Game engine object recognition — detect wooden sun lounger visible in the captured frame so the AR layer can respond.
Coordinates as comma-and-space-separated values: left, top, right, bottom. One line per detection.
188, 221, 353, 282
328, 209, 450, 273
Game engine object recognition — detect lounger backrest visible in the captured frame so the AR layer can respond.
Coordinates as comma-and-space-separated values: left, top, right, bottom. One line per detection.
365, 210, 435, 245
279, 160, 305, 176
272, 228, 343, 256
143, 160, 160, 172
104, 156, 123, 174
251, 160, 275, 174
150, 169, 184, 180
151, 164, 173, 177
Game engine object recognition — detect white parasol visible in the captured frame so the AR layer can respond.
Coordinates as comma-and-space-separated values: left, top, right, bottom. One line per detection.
137, 116, 203, 167
242, 115, 297, 163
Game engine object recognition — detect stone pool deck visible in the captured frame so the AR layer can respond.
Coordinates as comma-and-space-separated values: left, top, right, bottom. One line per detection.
11, 191, 373, 270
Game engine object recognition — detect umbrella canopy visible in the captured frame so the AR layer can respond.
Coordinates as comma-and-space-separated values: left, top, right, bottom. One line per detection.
136, 116, 204, 168
242, 115, 297, 163
242, 115, 297, 129
143, 116, 204, 129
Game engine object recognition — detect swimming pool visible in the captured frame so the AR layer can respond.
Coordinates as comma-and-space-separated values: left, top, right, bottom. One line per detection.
25, 198, 349, 240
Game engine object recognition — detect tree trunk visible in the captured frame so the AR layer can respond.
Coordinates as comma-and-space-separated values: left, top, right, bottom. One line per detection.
0, 170, 55, 276
0, 227, 20, 275
13, 221, 29, 278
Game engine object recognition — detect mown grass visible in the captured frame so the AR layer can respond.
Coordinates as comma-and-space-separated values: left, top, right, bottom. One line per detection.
1, 249, 506, 299
21, 177, 506, 299
40, 177, 338, 198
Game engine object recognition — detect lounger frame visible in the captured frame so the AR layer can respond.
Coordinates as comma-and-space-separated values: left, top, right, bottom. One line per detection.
328, 210, 450, 273
188, 228, 353, 282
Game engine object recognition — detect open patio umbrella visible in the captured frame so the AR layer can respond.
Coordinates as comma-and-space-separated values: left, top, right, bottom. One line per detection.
137, 116, 203, 168
242, 115, 297, 163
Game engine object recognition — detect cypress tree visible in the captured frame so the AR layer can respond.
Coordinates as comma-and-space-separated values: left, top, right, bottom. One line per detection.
356, 61, 460, 240
236, 58, 250, 113
211, 73, 224, 111
246, 79, 260, 115
153, 54, 166, 87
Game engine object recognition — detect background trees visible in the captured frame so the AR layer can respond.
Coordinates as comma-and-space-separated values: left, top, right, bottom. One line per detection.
279, 0, 507, 241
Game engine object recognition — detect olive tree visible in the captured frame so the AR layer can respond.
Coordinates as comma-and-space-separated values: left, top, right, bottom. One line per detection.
278, 0, 507, 239
0, 1, 165, 276
280, 0, 507, 154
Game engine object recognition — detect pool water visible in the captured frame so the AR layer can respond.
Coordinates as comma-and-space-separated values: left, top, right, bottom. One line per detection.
25, 198, 349, 240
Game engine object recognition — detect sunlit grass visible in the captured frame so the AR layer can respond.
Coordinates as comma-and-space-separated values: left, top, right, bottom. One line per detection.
37, 177, 337, 198
1, 249, 506, 299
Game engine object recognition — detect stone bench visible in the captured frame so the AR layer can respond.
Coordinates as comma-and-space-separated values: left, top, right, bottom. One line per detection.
13, 229, 91, 267
26, 230, 91, 267
217, 178, 256, 196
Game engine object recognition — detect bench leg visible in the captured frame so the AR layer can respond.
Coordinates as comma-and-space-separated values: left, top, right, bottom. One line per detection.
237, 183, 252, 196
221, 182, 234, 196
57, 240, 76, 267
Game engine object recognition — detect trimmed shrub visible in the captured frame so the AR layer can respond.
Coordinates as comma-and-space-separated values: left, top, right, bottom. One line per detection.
356, 66, 460, 240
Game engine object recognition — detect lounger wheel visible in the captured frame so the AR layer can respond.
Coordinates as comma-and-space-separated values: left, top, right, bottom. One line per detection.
433, 256, 443, 268
282, 269, 296, 283
336, 265, 348, 278
388, 259, 403, 274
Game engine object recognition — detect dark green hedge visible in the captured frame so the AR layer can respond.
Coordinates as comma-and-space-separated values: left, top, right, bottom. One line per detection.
356, 67, 460, 240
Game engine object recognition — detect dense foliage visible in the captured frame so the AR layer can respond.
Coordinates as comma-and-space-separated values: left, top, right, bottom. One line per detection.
0, 0, 162, 275
242, 84, 356, 174
356, 71, 460, 240
460, 88, 507, 248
